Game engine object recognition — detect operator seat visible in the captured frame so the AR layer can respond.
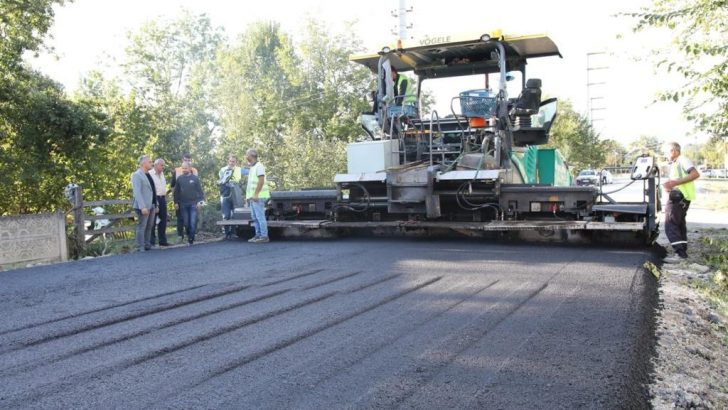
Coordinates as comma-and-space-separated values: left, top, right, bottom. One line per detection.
511, 78, 542, 127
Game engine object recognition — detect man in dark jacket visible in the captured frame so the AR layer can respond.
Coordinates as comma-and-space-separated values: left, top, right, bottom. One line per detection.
173, 163, 205, 245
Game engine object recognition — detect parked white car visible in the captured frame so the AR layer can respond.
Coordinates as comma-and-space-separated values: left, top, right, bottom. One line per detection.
576, 169, 612, 186
708, 168, 727, 178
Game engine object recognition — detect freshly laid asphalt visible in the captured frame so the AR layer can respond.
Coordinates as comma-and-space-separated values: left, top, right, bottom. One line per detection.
0, 237, 657, 409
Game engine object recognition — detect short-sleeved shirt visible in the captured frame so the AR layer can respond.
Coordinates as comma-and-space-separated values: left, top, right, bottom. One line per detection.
668, 156, 696, 201
246, 162, 270, 199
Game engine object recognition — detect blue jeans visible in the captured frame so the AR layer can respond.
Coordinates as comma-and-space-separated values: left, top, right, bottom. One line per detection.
221, 196, 234, 235
249, 199, 268, 238
181, 203, 198, 243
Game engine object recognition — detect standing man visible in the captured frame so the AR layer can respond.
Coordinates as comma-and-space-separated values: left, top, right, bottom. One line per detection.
170, 153, 198, 244
245, 148, 270, 243
219, 154, 243, 240
131, 155, 156, 252
662, 141, 700, 263
173, 163, 205, 245
391, 67, 416, 107
150, 158, 170, 247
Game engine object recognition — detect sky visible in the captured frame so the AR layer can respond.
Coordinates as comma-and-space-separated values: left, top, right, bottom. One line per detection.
30, 0, 700, 146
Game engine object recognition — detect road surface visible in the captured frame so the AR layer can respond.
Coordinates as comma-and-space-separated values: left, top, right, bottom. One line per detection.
0, 238, 657, 409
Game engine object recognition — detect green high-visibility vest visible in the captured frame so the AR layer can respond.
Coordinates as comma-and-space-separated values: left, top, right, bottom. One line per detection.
669, 157, 696, 201
246, 162, 270, 199
396, 75, 416, 105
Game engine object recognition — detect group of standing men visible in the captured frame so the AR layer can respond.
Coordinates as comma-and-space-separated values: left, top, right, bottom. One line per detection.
131, 149, 269, 252
218, 149, 270, 243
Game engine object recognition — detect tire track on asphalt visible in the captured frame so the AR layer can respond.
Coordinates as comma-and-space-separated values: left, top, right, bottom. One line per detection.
0, 283, 251, 353
300, 271, 363, 291
1, 270, 372, 376
0, 288, 290, 377
200, 276, 442, 383
0, 273, 404, 408
0, 268, 330, 355
347, 281, 550, 409
0, 284, 207, 337
206, 279, 500, 409
261, 269, 325, 287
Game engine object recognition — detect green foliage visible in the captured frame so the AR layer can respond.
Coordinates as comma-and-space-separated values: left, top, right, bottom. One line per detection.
546, 100, 605, 172
701, 235, 728, 280
215, 19, 370, 190
682, 142, 705, 166
700, 137, 728, 168
626, 0, 728, 137
602, 139, 628, 167
697, 232, 728, 320
626, 135, 664, 160
0, 0, 65, 70
0, 0, 115, 215
197, 201, 222, 234
74, 11, 225, 199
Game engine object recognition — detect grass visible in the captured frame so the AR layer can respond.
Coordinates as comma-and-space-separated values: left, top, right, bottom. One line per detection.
694, 180, 728, 211
689, 229, 728, 345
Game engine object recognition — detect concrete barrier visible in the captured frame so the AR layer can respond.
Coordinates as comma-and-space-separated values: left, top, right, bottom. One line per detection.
0, 211, 68, 267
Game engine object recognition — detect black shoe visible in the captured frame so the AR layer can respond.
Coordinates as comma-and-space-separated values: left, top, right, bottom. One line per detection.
159, 243, 171, 247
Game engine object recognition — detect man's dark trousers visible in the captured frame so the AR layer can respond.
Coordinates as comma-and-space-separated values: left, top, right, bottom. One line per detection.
176, 203, 185, 239
151, 195, 169, 245
665, 193, 690, 255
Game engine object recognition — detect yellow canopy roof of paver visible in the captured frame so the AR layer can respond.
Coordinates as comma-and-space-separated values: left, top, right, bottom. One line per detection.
350, 30, 561, 79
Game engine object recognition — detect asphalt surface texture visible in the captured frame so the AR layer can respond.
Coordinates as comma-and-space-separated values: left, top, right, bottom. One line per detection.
0, 237, 657, 409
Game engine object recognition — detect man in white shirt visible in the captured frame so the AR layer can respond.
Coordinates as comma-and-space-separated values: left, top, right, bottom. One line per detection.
150, 158, 170, 246
245, 149, 270, 243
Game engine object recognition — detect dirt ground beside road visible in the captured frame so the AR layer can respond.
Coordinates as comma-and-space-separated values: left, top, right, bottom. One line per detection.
650, 207, 728, 409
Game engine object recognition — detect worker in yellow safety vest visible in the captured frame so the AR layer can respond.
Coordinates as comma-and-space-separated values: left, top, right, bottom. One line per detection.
662, 141, 700, 263
245, 148, 270, 243
391, 67, 416, 106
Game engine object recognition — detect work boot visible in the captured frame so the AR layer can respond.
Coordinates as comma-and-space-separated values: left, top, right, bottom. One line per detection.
664, 254, 687, 264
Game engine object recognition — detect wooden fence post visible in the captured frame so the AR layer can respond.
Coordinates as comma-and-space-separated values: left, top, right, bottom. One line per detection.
73, 185, 84, 252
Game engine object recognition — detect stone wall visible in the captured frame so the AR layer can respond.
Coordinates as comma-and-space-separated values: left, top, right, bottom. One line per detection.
0, 212, 68, 267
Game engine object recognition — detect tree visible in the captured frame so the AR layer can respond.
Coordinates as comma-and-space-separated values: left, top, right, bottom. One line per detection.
0, 70, 109, 215
0, 0, 65, 71
700, 137, 728, 168
0, 0, 114, 215
602, 139, 628, 167
215, 19, 371, 190
121, 10, 224, 175
627, 0, 728, 137
74, 11, 227, 201
626, 135, 664, 161
546, 100, 605, 172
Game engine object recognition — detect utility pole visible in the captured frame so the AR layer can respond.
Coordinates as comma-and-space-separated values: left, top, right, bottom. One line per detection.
586, 51, 608, 127
391, 0, 413, 41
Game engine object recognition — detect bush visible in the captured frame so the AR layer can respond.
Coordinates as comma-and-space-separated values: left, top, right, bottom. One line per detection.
701, 235, 728, 292
198, 200, 223, 234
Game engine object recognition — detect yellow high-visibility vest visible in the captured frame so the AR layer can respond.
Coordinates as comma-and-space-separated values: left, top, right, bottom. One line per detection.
246, 162, 270, 199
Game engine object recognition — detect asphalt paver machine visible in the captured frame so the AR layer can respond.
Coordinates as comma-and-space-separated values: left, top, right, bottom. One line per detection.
221, 30, 660, 244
